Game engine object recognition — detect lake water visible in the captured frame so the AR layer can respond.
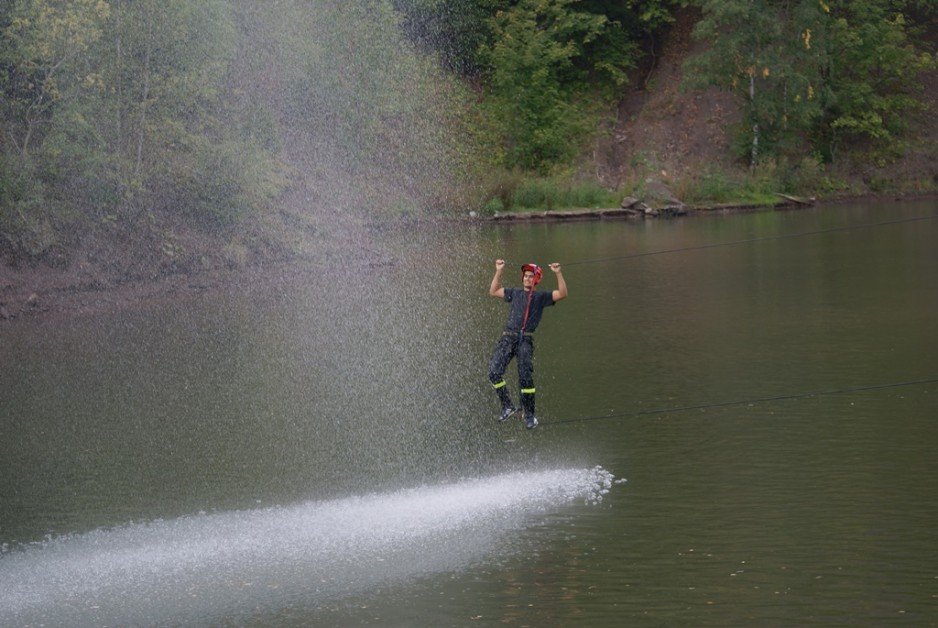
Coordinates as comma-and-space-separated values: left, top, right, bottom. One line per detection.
1, 200, 937, 625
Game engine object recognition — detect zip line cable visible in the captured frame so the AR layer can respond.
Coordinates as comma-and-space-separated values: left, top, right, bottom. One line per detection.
492, 213, 938, 425
544, 377, 938, 427
510, 213, 938, 268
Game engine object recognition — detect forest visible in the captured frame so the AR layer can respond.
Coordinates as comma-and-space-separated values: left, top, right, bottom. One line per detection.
1, 0, 934, 263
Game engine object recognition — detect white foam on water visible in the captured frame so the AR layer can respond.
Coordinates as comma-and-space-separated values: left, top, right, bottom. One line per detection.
0, 466, 617, 625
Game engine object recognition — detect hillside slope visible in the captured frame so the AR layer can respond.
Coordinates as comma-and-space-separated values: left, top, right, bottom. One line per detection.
595, 8, 937, 197
596, 9, 740, 187
2, 8, 934, 322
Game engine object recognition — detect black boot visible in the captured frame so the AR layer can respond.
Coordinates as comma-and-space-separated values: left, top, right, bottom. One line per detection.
521, 388, 538, 429
493, 380, 518, 421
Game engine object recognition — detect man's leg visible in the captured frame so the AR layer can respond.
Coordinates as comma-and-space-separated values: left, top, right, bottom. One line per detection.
488, 336, 518, 418
517, 337, 537, 427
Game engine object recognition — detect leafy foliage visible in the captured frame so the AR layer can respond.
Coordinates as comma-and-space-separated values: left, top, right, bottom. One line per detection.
0, 0, 934, 258
1, 0, 477, 258
686, 0, 934, 166
395, 0, 664, 173
258, 0, 479, 213
393, 0, 498, 76
817, 1, 935, 161
0, 0, 286, 256
478, 0, 609, 171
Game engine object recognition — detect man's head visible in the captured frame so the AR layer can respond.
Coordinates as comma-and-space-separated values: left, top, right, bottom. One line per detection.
521, 263, 542, 289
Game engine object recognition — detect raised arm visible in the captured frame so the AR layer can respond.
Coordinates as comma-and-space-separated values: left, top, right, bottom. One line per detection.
489, 259, 506, 299
549, 262, 567, 302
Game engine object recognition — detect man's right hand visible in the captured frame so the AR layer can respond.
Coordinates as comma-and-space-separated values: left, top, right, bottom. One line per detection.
490, 259, 506, 298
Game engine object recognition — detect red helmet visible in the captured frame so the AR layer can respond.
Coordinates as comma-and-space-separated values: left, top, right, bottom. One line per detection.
521, 263, 543, 286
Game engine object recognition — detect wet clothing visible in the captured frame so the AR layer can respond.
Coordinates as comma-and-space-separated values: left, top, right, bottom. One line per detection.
501, 288, 555, 333
489, 288, 556, 418
489, 333, 536, 413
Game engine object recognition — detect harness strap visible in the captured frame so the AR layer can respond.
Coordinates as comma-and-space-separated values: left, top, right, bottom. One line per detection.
520, 290, 534, 332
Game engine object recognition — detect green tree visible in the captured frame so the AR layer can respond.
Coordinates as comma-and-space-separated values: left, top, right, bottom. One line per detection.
1, 0, 287, 257
103, 0, 260, 220
688, 0, 933, 165
395, 1, 676, 173
393, 0, 503, 76
228, 0, 475, 212
687, 0, 826, 167
815, 0, 934, 161
479, 0, 619, 172
573, 0, 667, 90
0, 0, 111, 255
0, 0, 111, 158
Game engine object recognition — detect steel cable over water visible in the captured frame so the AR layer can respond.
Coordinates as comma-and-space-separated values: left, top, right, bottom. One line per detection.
496, 213, 938, 269
490, 213, 938, 427
543, 377, 938, 427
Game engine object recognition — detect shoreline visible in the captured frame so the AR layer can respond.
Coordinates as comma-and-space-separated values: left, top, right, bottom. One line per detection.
2, 192, 935, 325
484, 191, 938, 223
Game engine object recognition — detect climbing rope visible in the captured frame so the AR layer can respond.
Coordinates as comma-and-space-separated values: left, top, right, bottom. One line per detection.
544, 377, 938, 427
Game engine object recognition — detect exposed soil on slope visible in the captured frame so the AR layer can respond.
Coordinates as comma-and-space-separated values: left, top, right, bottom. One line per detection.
595, 7, 741, 187
596, 6, 937, 197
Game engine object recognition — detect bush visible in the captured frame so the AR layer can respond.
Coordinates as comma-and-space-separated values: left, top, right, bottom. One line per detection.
678, 168, 780, 206
564, 181, 620, 208
775, 156, 828, 194
480, 173, 620, 212
0, 154, 59, 258
683, 170, 739, 204
514, 179, 561, 210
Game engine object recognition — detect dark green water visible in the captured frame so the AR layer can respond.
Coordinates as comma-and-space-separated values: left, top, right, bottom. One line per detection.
1, 201, 936, 625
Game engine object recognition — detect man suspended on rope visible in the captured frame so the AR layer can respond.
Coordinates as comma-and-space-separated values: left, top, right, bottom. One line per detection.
487, 259, 567, 429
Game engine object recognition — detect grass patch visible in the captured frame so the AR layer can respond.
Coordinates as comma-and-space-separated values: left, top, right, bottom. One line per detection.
675, 158, 848, 207
677, 169, 778, 206
479, 157, 876, 216
481, 174, 621, 213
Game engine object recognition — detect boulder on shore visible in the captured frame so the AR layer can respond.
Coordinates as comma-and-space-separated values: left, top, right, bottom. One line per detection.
620, 179, 688, 218
620, 196, 641, 209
